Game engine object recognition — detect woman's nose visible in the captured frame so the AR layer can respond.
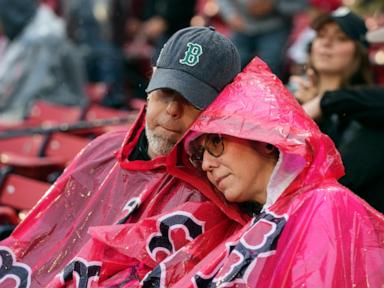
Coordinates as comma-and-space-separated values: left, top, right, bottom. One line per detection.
320, 36, 333, 46
201, 150, 219, 172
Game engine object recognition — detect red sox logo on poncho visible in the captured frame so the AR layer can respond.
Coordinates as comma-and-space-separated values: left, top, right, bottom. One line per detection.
147, 211, 205, 261
57, 197, 142, 287
192, 242, 237, 288
59, 257, 101, 288
117, 197, 141, 224
0, 246, 31, 287
193, 210, 287, 287
142, 211, 205, 287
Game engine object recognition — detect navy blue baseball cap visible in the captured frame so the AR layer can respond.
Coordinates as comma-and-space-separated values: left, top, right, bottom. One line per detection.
312, 7, 369, 47
146, 26, 241, 110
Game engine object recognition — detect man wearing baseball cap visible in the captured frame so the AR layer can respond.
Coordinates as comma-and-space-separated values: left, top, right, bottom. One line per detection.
0, 26, 245, 286
142, 26, 241, 159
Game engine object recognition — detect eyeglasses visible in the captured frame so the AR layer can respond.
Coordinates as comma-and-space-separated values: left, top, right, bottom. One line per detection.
189, 134, 224, 168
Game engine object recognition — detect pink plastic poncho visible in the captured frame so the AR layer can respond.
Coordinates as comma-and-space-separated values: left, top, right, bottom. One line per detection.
0, 108, 248, 287
172, 57, 384, 287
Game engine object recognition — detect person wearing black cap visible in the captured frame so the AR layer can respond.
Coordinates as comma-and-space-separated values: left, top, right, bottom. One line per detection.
290, 7, 373, 107
126, 26, 241, 160
291, 7, 384, 213
0, 26, 244, 286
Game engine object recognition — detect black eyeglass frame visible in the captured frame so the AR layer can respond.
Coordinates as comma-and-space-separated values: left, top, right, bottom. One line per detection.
189, 134, 224, 168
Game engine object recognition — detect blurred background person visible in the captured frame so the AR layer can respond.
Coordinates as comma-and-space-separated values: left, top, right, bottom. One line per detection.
286, 0, 342, 78
290, 7, 384, 212
139, 0, 197, 61
216, 0, 307, 78
0, 0, 87, 124
287, 0, 384, 84
62, 0, 197, 107
62, 0, 127, 107
367, 25, 384, 43
121, 0, 197, 101
364, 3, 384, 85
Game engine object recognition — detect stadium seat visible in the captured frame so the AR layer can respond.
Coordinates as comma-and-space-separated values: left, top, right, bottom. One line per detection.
44, 132, 90, 161
27, 100, 83, 125
0, 173, 50, 211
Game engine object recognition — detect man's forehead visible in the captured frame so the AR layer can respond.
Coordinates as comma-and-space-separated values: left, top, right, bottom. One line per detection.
150, 88, 197, 107
159, 88, 183, 97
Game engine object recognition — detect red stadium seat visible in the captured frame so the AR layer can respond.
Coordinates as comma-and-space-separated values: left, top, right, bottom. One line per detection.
0, 135, 46, 157
27, 101, 83, 125
0, 133, 88, 180
0, 206, 19, 225
84, 104, 131, 121
0, 152, 66, 168
44, 133, 89, 161
0, 173, 50, 211
0, 133, 87, 164
74, 104, 135, 135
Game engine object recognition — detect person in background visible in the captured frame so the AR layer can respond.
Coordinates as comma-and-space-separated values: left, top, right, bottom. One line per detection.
292, 7, 373, 105
62, 0, 128, 107
286, 0, 342, 79
109, 0, 152, 101
291, 7, 384, 212
367, 25, 384, 44
114, 0, 197, 101
41, 0, 62, 14
140, 0, 197, 61
0, 26, 245, 287
217, 0, 307, 77
0, 0, 87, 123
175, 57, 384, 287
367, 24, 384, 84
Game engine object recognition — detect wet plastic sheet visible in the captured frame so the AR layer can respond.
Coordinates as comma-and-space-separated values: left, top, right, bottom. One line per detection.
0, 108, 247, 287
171, 57, 384, 287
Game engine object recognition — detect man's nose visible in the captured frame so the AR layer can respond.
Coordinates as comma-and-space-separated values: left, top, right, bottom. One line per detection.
166, 98, 183, 118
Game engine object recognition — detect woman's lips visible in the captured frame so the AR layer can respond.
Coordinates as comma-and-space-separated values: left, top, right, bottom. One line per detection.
215, 174, 229, 190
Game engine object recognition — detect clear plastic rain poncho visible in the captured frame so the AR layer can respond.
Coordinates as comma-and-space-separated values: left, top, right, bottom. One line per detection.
1, 57, 383, 287
170, 57, 384, 287
0, 108, 248, 287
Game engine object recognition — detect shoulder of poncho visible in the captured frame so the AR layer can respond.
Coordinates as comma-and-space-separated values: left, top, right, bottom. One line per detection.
289, 181, 375, 217
79, 130, 128, 158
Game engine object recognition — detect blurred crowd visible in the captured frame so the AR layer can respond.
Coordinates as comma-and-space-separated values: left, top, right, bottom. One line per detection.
0, 0, 382, 113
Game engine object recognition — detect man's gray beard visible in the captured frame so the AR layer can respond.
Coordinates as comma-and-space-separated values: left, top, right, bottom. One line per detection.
145, 122, 176, 157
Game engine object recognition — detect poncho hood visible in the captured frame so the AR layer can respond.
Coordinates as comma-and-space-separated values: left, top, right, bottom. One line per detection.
173, 57, 384, 288
186, 57, 344, 209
